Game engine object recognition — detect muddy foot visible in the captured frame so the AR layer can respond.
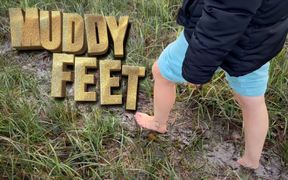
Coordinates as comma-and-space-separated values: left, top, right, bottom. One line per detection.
134, 112, 167, 133
237, 156, 259, 170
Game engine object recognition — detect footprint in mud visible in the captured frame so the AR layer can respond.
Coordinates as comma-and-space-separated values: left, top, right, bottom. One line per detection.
206, 142, 240, 170
205, 142, 287, 179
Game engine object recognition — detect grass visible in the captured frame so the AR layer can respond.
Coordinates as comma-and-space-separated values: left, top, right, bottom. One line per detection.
0, 0, 287, 179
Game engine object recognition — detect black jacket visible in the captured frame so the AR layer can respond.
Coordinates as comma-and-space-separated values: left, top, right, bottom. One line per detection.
177, 0, 288, 84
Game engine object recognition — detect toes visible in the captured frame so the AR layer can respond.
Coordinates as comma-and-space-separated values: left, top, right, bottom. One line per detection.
134, 112, 141, 119
134, 112, 143, 118
137, 112, 145, 117
134, 113, 144, 126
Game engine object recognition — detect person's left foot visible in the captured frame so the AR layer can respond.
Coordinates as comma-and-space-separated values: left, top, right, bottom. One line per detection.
134, 112, 167, 133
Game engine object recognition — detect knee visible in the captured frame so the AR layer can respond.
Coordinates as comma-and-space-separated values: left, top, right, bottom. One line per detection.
236, 94, 266, 110
152, 61, 174, 85
152, 61, 160, 78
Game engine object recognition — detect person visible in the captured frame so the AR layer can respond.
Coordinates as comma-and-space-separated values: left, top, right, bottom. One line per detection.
134, 0, 288, 169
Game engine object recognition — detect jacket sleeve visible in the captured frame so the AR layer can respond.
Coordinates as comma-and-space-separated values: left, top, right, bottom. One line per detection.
182, 0, 263, 84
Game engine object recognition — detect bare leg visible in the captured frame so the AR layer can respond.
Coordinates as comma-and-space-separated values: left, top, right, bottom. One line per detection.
235, 93, 269, 169
134, 61, 176, 133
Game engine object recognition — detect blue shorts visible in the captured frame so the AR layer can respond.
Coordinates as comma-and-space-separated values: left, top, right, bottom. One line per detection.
157, 31, 270, 96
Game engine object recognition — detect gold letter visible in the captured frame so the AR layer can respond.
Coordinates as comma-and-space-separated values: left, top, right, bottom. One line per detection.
40, 11, 62, 52
51, 53, 74, 98
100, 60, 122, 105
9, 8, 42, 49
62, 13, 85, 54
74, 57, 97, 101
8, 8, 24, 48
85, 15, 108, 56
122, 65, 145, 110
106, 16, 129, 58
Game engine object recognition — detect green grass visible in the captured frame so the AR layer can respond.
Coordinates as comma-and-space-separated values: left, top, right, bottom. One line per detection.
0, 0, 288, 179
280, 141, 288, 166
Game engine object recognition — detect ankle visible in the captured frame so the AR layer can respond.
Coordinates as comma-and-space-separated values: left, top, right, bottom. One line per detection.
154, 115, 168, 125
154, 119, 167, 129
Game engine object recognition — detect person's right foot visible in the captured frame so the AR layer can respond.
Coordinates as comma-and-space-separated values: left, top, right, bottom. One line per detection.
237, 156, 259, 169
134, 112, 167, 133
